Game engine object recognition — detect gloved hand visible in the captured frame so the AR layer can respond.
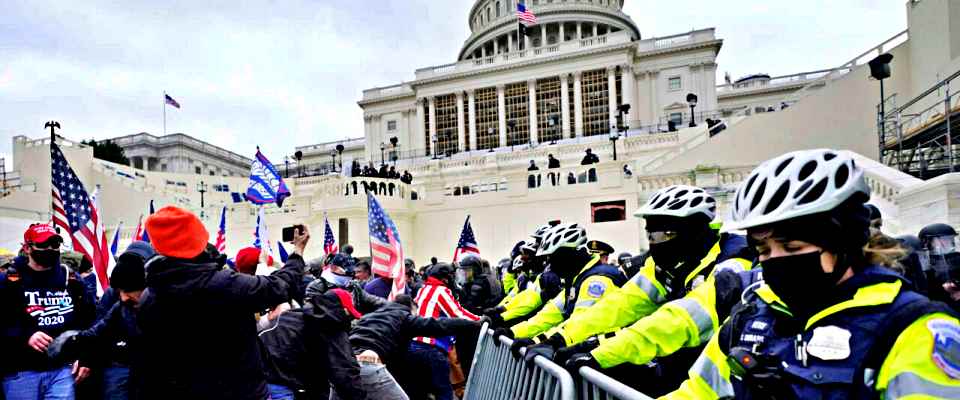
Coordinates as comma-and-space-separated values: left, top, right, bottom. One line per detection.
564, 352, 601, 374
483, 306, 506, 316
523, 342, 557, 365
492, 328, 514, 347
46, 330, 81, 362
483, 311, 505, 328
510, 338, 535, 359
554, 336, 600, 365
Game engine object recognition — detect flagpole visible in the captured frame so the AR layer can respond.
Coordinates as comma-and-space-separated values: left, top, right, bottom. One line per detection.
163, 91, 167, 136
365, 191, 373, 262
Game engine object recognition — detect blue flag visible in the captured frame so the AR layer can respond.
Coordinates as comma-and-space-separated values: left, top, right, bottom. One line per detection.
244, 149, 291, 207
277, 241, 289, 263
140, 200, 155, 243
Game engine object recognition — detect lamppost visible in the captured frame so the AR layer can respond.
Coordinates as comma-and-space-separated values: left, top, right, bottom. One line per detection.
487, 127, 495, 152
616, 104, 631, 137
284, 156, 290, 178
336, 143, 345, 171
197, 181, 208, 219
868, 53, 896, 166
329, 149, 337, 173
379, 143, 386, 166
686, 93, 698, 128
507, 120, 517, 152
548, 115, 559, 145
431, 134, 439, 159
609, 126, 621, 161
294, 150, 303, 178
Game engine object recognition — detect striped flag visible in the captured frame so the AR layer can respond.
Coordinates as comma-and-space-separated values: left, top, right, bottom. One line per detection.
51, 143, 111, 295
517, 2, 537, 26
323, 215, 338, 255
164, 93, 181, 109
109, 221, 123, 263
453, 215, 480, 263
277, 241, 289, 263
132, 215, 144, 241
367, 193, 405, 300
244, 148, 291, 207
215, 206, 227, 253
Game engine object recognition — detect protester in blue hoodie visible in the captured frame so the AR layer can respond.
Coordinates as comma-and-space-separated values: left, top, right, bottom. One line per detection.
0, 223, 96, 400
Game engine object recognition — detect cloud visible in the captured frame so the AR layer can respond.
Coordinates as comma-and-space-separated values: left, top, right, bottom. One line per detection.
0, 0, 905, 166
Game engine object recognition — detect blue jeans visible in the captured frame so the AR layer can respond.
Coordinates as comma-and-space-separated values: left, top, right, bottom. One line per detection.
2, 366, 75, 400
268, 383, 295, 400
102, 366, 130, 400
406, 342, 453, 400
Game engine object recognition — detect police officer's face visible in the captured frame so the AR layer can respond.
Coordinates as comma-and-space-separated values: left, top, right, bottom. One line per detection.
752, 235, 838, 274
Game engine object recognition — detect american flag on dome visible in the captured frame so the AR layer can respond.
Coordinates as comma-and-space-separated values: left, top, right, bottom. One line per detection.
215, 206, 227, 253
323, 214, 338, 255
367, 193, 405, 300
453, 215, 480, 263
51, 143, 112, 295
517, 2, 537, 26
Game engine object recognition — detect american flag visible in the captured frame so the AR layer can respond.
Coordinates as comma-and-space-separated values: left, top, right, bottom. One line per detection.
215, 206, 227, 253
139, 200, 154, 243
51, 143, 111, 294
453, 215, 480, 262
517, 2, 537, 26
109, 221, 122, 263
164, 93, 181, 109
132, 215, 144, 241
323, 215, 338, 255
367, 193, 405, 300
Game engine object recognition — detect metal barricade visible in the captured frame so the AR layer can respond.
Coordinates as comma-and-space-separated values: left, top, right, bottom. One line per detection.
578, 367, 655, 400
464, 324, 576, 400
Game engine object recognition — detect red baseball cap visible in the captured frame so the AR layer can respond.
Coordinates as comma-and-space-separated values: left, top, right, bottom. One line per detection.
23, 224, 63, 246
330, 288, 363, 319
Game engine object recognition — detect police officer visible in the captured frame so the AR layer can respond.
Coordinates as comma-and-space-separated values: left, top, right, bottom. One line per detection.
665, 149, 960, 398
920, 223, 960, 310
526, 186, 754, 395
586, 240, 615, 265
486, 227, 563, 327
456, 256, 503, 315
496, 223, 627, 360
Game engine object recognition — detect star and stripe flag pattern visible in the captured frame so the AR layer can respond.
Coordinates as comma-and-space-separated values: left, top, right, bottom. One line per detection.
367, 193, 405, 300
453, 216, 480, 263
324, 215, 339, 256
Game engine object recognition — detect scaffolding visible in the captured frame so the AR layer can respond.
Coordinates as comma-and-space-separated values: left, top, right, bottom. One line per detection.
880, 69, 960, 179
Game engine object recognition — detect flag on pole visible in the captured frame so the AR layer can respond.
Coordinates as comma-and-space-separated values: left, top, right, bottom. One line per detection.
453, 216, 480, 263
277, 241, 289, 263
244, 148, 291, 207
517, 3, 537, 26
367, 193, 405, 300
215, 206, 227, 253
109, 221, 123, 262
323, 215, 338, 255
90, 187, 115, 297
140, 200, 154, 243
253, 206, 275, 266
164, 93, 181, 109
51, 143, 111, 295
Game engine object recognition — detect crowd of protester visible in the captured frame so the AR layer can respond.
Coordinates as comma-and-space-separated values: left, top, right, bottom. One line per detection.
3, 148, 960, 399
351, 161, 413, 185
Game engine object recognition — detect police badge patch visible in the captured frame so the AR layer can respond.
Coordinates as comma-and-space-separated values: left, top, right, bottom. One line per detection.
928, 319, 960, 379
587, 281, 607, 298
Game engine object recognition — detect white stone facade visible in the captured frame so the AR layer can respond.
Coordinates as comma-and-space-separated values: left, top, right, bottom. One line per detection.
109, 132, 253, 177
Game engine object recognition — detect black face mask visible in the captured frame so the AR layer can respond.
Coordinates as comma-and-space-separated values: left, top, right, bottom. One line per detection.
649, 238, 686, 270
761, 251, 847, 321
30, 250, 61, 269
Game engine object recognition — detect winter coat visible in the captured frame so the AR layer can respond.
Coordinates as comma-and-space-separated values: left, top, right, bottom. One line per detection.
0, 258, 95, 375
348, 302, 479, 366
135, 252, 304, 400
258, 293, 366, 400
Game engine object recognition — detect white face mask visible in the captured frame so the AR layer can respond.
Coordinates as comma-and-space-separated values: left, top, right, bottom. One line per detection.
321, 269, 352, 287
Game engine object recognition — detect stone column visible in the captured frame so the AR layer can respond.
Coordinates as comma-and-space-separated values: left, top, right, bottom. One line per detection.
525, 33, 530, 50
541, 24, 547, 47
528, 79, 539, 144
508, 33, 514, 52
608, 67, 618, 131
468, 90, 477, 151
497, 85, 507, 147
560, 74, 571, 138
559, 23, 565, 42
493, 37, 499, 55
416, 99, 426, 152
622, 65, 637, 123
574, 72, 584, 137
576, 22, 582, 40
481, 45, 487, 58
456, 91, 466, 152
593, 23, 599, 37
428, 97, 437, 156
649, 70, 659, 124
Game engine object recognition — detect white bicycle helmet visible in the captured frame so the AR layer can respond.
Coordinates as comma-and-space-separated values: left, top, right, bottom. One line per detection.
728, 149, 868, 231
537, 223, 587, 257
531, 224, 553, 242
634, 185, 717, 220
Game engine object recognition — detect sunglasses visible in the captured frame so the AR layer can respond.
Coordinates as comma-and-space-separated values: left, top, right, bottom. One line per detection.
29, 241, 61, 251
647, 231, 679, 245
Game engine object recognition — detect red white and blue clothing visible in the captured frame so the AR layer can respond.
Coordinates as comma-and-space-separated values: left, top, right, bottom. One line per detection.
412, 277, 479, 352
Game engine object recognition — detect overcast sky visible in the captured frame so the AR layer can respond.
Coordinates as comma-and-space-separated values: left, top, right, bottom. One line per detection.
0, 0, 906, 168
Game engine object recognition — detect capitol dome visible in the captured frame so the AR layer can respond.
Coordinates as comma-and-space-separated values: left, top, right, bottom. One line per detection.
460, 0, 641, 61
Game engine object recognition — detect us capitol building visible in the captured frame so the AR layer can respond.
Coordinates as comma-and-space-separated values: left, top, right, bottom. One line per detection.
3, 0, 959, 264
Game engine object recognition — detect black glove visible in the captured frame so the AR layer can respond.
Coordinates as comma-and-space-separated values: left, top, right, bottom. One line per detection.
483, 306, 506, 316
46, 330, 81, 362
483, 309, 506, 327
554, 336, 600, 365
492, 328, 514, 347
564, 352, 601, 374
510, 338, 535, 359
523, 342, 557, 365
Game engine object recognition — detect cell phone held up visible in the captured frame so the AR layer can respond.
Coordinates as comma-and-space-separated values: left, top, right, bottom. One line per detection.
282, 225, 305, 243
